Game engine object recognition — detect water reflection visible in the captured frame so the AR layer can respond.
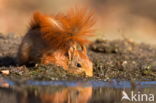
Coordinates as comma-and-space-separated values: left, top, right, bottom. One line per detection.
40, 87, 92, 103
0, 86, 92, 103
0, 79, 156, 103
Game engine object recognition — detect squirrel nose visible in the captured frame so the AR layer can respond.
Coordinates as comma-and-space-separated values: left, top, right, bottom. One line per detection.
86, 72, 93, 77
85, 68, 93, 77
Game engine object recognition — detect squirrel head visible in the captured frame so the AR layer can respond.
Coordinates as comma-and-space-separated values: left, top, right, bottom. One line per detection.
41, 43, 93, 77
66, 44, 93, 77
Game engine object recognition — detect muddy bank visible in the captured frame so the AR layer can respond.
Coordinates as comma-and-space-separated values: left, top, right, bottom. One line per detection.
0, 34, 155, 81
90, 39, 156, 80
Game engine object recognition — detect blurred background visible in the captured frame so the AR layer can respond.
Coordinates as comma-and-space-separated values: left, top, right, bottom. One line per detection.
1, 0, 156, 44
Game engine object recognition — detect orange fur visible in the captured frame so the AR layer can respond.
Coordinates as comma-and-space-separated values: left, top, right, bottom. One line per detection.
17, 7, 95, 77
40, 87, 92, 103
30, 7, 95, 49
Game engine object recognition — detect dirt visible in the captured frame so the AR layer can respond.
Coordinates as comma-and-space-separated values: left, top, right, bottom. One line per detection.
90, 39, 156, 81
0, 33, 155, 81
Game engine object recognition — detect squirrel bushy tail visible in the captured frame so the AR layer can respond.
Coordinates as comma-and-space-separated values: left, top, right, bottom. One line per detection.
30, 7, 96, 50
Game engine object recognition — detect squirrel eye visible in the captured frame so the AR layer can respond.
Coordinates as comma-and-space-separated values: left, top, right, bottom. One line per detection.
76, 63, 82, 68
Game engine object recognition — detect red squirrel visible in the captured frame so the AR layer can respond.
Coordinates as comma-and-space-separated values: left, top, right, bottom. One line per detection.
40, 87, 92, 103
17, 7, 95, 77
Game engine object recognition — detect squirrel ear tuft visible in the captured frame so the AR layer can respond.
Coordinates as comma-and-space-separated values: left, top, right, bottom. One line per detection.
82, 45, 87, 54
67, 47, 74, 61
67, 45, 77, 61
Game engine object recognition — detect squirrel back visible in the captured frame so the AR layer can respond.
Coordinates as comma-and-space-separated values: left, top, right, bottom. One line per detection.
17, 7, 96, 77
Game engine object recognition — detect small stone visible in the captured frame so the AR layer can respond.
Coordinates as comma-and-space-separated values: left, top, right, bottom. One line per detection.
0, 70, 10, 75
122, 61, 127, 66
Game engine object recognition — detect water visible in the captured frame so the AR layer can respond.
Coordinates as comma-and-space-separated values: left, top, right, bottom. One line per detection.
0, 79, 156, 103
